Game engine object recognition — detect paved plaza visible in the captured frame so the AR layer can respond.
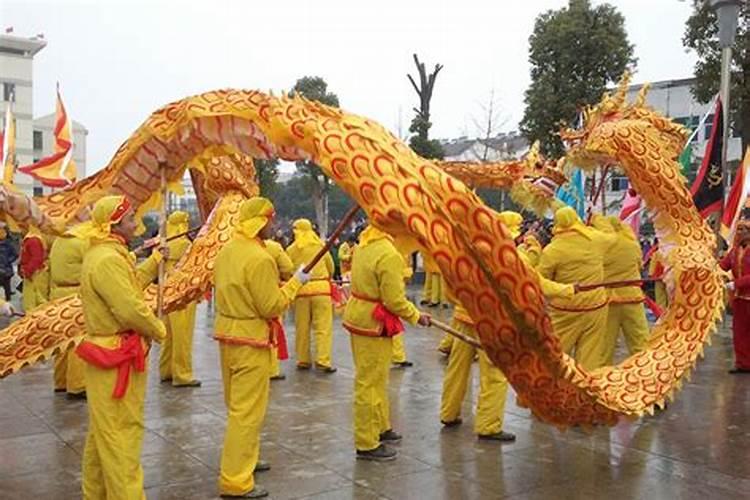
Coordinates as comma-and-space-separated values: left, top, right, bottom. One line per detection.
0, 295, 748, 500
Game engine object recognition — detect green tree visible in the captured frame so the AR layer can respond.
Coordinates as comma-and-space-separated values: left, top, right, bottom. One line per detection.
520, 0, 636, 157
255, 158, 279, 197
290, 76, 340, 236
683, 1, 749, 153
407, 54, 445, 160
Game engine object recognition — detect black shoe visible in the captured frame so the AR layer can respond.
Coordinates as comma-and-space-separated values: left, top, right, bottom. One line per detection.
393, 360, 413, 368
54, 387, 66, 393
437, 348, 451, 357
419, 299, 430, 306
379, 429, 402, 443
173, 379, 202, 388
66, 391, 87, 401
254, 460, 271, 472
296, 363, 311, 370
315, 364, 337, 374
220, 487, 269, 498
160, 377, 173, 384
356, 444, 397, 461
270, 374, 286, 381
441, 418, 463, 428
428, 302, 439, 308
478, 431, 516, 442
728, 368, 750, 374
442, 303, 451, 309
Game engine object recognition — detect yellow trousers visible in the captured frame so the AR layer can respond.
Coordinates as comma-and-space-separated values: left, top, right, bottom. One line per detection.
438, 333, 454, 353
440, 320, 509, 435
391, 334, 407, 363
421, 273, 433, 302
550, 305, 608, 371
655, 282, 668, 309
22, 270, 47, 312
351, 334, 392, 451
53, 348, 87, 394
159, 302, 197, 384
270, 346, 281, 377
219, 343, 271, 496
294, 295, 333, 368
603, 303, 649, 365
81, 342, 147, 500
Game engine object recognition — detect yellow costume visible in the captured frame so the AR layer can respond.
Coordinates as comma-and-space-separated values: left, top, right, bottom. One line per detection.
343, 225, 421, 453
593, 216, 649, 365
286, 219, 335, 370
264, 238, 294, 379
159, 211, 200, 386
537, 207, 609, 370
649, 249, 668, 309
338, 240, 353, 278
214, 197, 302, 497
49, 224, 90, 395
78, 196, 166, 500
20, 228, 49, 312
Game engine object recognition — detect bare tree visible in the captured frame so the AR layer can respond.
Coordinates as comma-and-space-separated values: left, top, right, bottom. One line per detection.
470, 89, 510, 161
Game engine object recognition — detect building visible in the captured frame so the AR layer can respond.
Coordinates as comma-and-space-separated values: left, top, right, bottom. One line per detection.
1, 32, 88, 196
440, 131, 529, 162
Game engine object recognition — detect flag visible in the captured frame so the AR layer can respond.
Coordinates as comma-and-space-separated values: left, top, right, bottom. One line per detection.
720, 147, 750, 241
619, 185, 643, 235
556, 168, 586, 218
679, 96, 716, 175
690, 97, 724, 218
19, 84, 77, 188
1, 103, 15, 185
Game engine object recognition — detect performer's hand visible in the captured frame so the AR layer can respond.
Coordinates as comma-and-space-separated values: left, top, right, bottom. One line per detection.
0, 301, 16, 317
417, 313, 431, 327
158, 245, 170, 261
294, 266, 311, 285
726, 281, 735, 292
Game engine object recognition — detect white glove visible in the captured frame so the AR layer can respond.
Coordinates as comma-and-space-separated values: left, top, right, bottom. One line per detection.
294, 266, 311, 285
0, 301, 16, 317
726, 281, 735, 292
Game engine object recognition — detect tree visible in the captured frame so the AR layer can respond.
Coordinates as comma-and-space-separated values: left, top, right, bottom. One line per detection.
407, 54, 445, 160
520, 0, 636, 157
255, 158, 279, 197
683, 1, 749, 153
273, 175, 354, 231
290, 76, 340, 236
470, 90, 510, 162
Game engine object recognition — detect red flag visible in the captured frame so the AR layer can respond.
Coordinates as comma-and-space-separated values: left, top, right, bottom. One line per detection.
690, 98, 724, 218
720, 147, 750, 241
619, 186, 642, 235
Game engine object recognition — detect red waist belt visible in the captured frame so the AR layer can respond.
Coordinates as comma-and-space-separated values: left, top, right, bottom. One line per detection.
75, 333, 145, 399
270, 317, 288, 360
351, 292, 404, 337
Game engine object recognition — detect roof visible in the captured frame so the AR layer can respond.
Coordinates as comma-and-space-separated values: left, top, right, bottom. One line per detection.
33, 113, 88, 133
0, 34, 46, 57
626, 77, 697, 93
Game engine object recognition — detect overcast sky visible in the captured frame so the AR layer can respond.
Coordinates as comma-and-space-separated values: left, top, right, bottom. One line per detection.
2, 0, 697, 174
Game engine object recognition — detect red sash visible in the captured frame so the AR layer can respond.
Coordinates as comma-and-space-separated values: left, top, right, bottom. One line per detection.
269, 317, 288, 360
75, 333, 146, 399
352, 292, 404, 337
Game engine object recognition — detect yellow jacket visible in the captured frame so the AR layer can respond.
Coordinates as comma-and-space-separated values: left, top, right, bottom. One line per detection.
537, 231, 608, 312
519, 235, 542, 268
165, 235, 190, 273
286, 241, 333, 297
214, 235, 301, 344
602, 233, 644, 304
264, 239, 294, 281
343, 237, 420, 336
338, 241, 352, 264
49, 234, 89, 300
80, 238, 166, 342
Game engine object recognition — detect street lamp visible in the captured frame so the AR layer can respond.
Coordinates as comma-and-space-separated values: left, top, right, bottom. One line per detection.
708, 0, 741, 228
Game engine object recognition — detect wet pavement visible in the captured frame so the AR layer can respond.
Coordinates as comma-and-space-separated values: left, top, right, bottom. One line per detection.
1, 294, 748, 500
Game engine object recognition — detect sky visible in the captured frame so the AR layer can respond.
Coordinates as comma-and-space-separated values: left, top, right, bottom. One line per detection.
1, 0, 697, 174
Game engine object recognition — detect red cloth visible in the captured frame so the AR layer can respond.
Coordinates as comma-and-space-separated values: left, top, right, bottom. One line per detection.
19, 236, 45, 278
352, 292, 405, 337
269, 317, 288, 360
75, 333, 146, 399
643, 296, 663, 319
720, 245, 750, 369
331, 283, 346, 308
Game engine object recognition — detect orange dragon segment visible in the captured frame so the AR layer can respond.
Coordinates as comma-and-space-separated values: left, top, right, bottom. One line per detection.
0, 78, 724, 428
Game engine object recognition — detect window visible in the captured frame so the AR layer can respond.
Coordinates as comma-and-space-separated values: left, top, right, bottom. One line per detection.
33, 186, 43, 197
33, 131, 43, 150
610, 175, 628, 192
2, 83, 15, 102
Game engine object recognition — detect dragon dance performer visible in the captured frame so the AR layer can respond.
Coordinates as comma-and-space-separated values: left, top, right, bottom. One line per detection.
537, 207, 609, 370
49, 222, 92, 398
648, 240, 669, 309
0, 227, 18, 301
19, 225, 50, 312
263, 237, 295, 381
74, 195, 167, 500
720, 220, 750, 374
213, 197, 308, 498
391, 236, 416, 368
286, 218, 336, 373
343, 224, 431, 461
592, 215, 649, 364
338, 236, 354, 279
158, 211, 201, 388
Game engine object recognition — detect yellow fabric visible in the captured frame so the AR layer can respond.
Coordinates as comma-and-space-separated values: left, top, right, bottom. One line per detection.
650, 252, 668, 308
428, 273, 446, 304
167, 210, 189, 237
286, 236, 334, 297
78, 195, 130, 241
518, 246, 575, 299
440, 318, 509, 434
218, 343, 271, 496
343, 237, 420, 335
351, 334, 392, 451
338, 241, 352, 263
421, 271, 433, 302
236, 197, 274, 240
81, 337, 148, 500
520, 235, 542, 267
80, 238, 166, 342
498, 211, 523, 239
292, 218, 323, 248
552, 206, 595, 240
603, 303, 649, 365
264, 239, 294, 280
421, 251, 439, 273
214, 234, 301, 343
438, 333, 454, 353
294, 295, 333, 368
391, 333, 407, 363
22, 267, 49, 312
50, 232, 90, 394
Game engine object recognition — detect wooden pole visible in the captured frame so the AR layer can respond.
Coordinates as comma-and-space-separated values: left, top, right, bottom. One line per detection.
429, 318, 484, 350
302, 205, 359, 274
133, 225, 201, 255
157, 163, 168, 320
